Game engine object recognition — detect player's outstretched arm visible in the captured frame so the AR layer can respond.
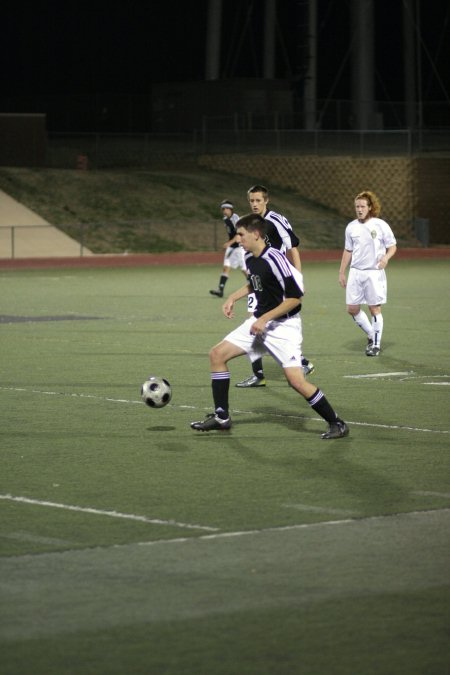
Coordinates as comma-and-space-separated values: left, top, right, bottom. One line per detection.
222, 284, 251, 318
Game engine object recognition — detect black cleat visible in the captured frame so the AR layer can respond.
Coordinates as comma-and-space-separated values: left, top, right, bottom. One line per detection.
235, 375, 266, 388
366, 346, 380, 357
209, 289, 223, 297
321, 421, 349, 440
365, 338, 374, 355
191, 413, 232, 431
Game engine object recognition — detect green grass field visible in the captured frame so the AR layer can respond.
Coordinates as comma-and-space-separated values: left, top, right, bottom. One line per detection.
1, 259, 449, 675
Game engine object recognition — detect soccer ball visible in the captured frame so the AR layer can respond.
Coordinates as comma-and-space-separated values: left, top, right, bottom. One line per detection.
141, 376, 172, 408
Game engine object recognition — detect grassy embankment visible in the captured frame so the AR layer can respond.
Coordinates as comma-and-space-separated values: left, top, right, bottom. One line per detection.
0, 166, 346, 254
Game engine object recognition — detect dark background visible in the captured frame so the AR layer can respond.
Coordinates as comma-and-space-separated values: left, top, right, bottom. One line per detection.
2, 0, 449, 131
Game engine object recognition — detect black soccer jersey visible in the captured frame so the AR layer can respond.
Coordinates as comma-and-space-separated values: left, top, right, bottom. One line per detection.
245, 246, 303, 319
264, 210, 300, 251
224, 215, 239, 248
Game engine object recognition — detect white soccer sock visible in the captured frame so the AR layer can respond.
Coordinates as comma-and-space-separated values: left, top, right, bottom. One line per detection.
352, 310, 373, 338
372, 314, 383, 348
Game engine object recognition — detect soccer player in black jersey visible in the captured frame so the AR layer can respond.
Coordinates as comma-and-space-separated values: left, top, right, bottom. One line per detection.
235, 184, 314, 388
209, 200, 247, 298
191, 214, 349, 439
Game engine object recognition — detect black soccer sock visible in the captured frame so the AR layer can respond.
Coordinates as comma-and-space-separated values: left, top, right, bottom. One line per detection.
219, 274, 228, 291
306, 388, 340, 426
252, 358, 264, 379
301, 357, 309, 367
211, 371, 230, 419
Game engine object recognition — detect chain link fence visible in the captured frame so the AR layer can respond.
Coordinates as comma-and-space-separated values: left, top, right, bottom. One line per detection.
46, 129, 450, 170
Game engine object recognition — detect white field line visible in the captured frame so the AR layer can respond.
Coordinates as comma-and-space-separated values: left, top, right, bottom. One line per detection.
224, 406, 449, 435
135, 507, 450, 548
344, 371, 412, 379
0, 386, 142, 404
332, 419, 449, 434
344, 371, 450, 382
0, 494, 219, 532
1, 385, 449, 435
2, 499, 449, 556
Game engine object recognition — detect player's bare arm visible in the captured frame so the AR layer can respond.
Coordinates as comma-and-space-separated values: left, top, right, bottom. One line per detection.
223, 234, 239, 250
223, 284, 251, 318
286, 246, 302, 272
377, 244, 397, 269
339, 249, 352, 287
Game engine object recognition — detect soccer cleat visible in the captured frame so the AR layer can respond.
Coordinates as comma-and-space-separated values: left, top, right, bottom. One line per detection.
190, 413, 232, 431
365, 338, 374, 355
366, 346, 380, 357
209, 289, 223, 297
303, 361, 315, 376
321, 421, 349, 439
235, 375, 266, 388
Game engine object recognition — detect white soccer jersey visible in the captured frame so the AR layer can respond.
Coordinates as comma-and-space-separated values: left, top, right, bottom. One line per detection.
345, 217, 397, 270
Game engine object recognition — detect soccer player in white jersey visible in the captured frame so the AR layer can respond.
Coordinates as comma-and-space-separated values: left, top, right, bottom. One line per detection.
339, 191, 397, 356
235, 184, 314, 387
191, 214, 349, 439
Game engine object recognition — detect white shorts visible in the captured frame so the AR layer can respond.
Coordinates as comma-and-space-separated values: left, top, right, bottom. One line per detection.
224, 245, 246, 270
224, 315, 303, 369
346, 267, 387, 306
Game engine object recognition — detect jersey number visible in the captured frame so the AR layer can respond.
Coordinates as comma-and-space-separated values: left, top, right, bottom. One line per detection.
250, 274, 263, 292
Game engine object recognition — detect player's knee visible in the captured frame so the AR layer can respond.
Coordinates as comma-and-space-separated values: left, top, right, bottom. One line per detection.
284, 369, 305, 391
209, 343, 228, 365
209, 344, 220, 361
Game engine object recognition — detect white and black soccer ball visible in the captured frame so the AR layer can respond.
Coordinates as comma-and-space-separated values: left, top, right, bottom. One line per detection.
141, 376, 172, 408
